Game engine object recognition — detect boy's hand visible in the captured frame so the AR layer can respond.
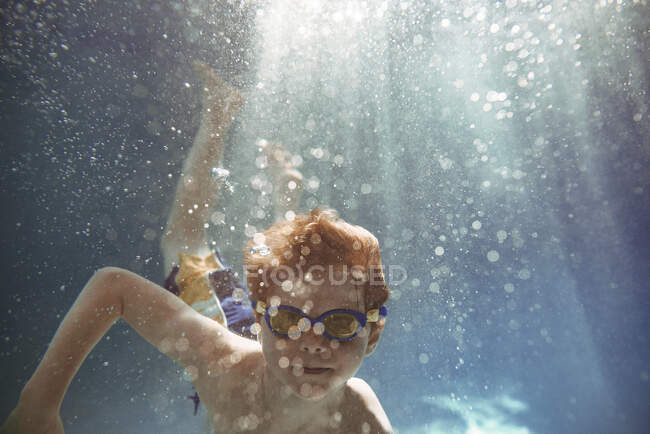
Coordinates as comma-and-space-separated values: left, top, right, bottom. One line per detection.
0, 401, 64, 434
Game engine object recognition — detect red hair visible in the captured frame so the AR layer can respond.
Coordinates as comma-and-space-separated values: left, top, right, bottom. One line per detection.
244, 208, 390, 311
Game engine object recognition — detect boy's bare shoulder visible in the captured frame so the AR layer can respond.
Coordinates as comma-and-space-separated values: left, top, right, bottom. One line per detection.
342, 377, 393, 433
201, 331, 262, 371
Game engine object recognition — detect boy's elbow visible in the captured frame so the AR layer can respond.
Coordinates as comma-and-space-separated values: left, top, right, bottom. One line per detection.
89, 267, 130, 317
93, 266, 128, 283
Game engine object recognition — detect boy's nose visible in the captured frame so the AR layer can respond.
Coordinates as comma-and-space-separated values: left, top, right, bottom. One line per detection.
300, 333, 329, 355
300, 341, 328, 354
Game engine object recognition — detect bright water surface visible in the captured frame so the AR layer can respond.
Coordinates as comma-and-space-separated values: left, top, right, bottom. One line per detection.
1, 1, 648, 433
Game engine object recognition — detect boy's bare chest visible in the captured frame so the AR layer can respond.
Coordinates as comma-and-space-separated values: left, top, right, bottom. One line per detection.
207, 407, 346, 434
197, 374, 354, 434
197, 371, 266, 433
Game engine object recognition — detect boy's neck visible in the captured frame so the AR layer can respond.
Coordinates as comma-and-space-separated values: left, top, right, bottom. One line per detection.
261, 364, 346, 429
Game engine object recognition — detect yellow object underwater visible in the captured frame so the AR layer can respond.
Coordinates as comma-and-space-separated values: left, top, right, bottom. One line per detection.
175, 252, 228, 327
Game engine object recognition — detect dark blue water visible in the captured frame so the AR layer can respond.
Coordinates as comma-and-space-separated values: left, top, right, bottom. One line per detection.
1, 1, 648, 433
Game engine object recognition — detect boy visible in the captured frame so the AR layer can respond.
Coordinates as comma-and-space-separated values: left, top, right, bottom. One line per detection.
1, 63, 392, 434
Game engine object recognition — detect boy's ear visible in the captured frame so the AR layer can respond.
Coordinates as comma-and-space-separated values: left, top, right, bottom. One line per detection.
365, 318, 386, 356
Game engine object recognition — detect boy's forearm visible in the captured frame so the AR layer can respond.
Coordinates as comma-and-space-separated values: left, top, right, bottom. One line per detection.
21, 269, 122, 410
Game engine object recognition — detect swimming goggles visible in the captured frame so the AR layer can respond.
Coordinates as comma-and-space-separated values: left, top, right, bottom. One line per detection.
251, 300, 387, 342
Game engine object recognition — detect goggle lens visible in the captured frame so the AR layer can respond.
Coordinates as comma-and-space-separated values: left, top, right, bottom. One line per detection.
269, 309, 303, 334
322, 313, 359, 338
269, 309, 360, 339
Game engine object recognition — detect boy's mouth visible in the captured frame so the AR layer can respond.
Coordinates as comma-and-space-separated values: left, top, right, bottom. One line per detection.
302, 367, 332, 375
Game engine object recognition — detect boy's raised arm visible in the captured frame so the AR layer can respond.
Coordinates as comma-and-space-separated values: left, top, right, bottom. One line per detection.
2, 266, 234, 434
160, 62, 244, 275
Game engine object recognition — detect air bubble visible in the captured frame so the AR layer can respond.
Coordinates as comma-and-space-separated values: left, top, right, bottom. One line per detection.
300, 383, 312, 397
250, 244, 271, 256
211, 167, 230, 179
288, 325, 301, 340
313, 322, 325, 335
487, 250, 500, 262
232, 288, 246, 301
250, 323, 262, 335
183, 365, 198, 381
175, 337, 189, 352
297, 317, 311, 333
281, 280, 293, 292
518, 269, 531, 280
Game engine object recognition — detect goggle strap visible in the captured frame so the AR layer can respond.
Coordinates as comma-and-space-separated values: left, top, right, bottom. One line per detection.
366, 305, 388, 322
253, 299, 267, 314
252, 299, 387, 321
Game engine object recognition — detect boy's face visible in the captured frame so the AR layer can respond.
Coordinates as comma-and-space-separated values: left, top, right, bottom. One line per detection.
259, 266, 374, 400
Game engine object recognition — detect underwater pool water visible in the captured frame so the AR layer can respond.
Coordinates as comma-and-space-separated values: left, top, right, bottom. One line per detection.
1, 1, 648, 433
